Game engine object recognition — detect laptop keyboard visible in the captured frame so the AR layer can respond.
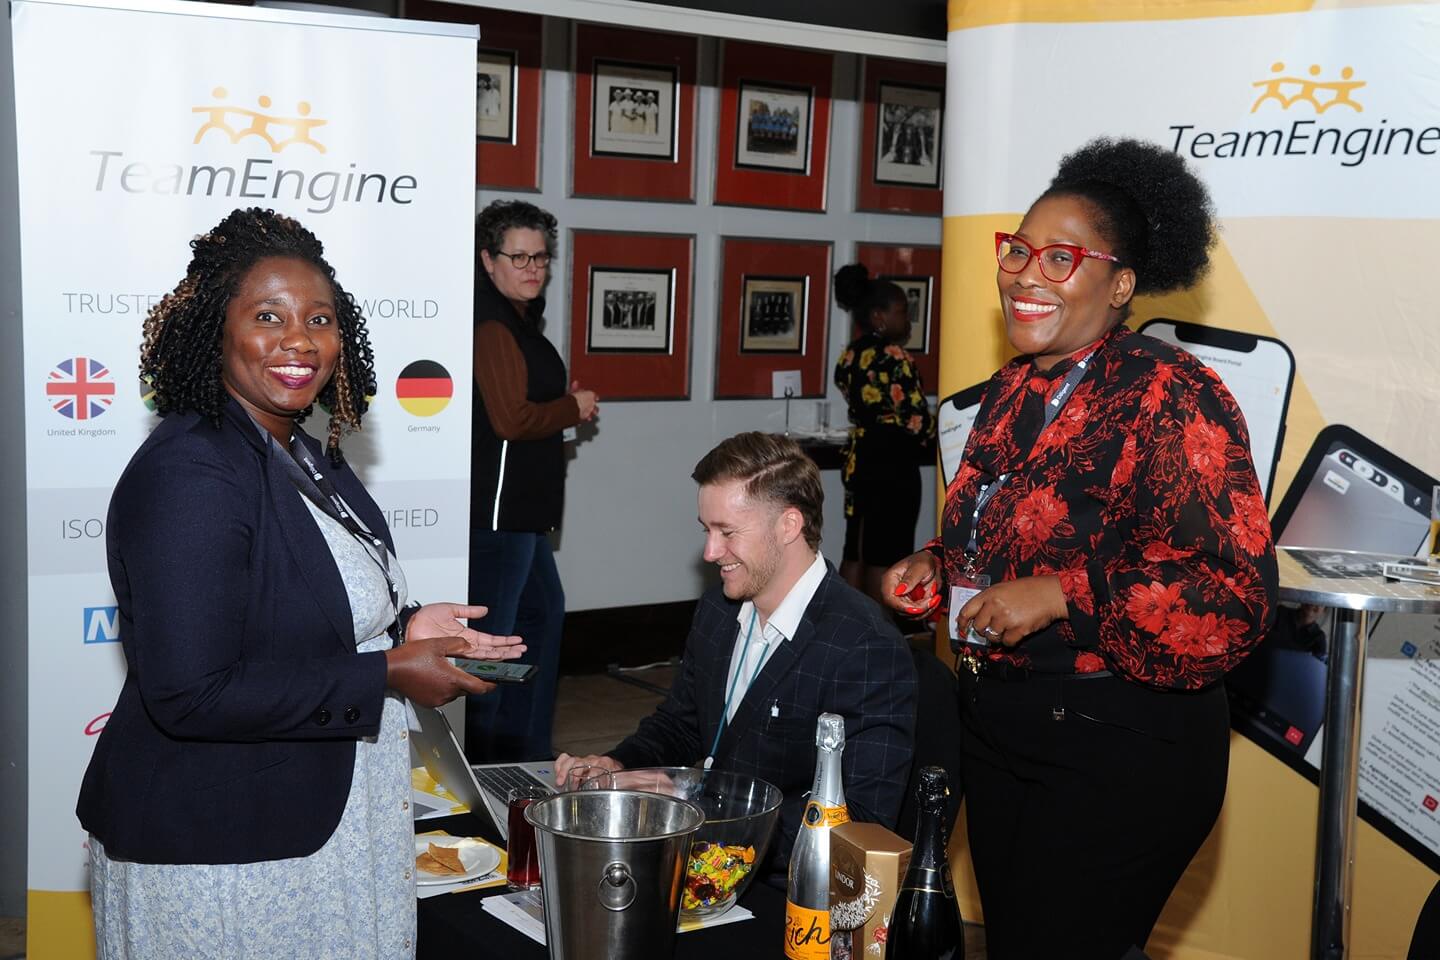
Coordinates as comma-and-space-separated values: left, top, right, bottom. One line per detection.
471, 764, 553, 798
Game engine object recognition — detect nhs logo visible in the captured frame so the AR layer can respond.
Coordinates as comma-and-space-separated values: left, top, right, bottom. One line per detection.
83, 606, 120, 644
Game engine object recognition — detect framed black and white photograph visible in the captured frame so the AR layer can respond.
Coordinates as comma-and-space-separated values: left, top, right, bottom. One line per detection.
734, 81, 812, 173
587, 267, 674, 353
882, 275, 932, 353
875, 82, 942, 187
591, 60, 678, 159
476, 49, 517, 143
740, 276, 807, 353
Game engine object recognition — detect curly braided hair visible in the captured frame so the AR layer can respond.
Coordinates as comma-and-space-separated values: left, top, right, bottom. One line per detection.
140, 207, 377, 462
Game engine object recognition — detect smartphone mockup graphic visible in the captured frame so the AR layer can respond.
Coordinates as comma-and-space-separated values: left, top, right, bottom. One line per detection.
1139, 319, 1295, 504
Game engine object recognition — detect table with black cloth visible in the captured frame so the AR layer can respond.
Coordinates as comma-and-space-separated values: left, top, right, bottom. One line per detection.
415, 811, 786, 960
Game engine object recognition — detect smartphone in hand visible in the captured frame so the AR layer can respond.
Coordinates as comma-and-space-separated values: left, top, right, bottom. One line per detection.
455, 659, 538, 684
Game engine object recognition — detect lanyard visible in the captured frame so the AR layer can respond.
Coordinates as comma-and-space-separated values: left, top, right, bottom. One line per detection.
964, 349, 1098, 562
282, 435, 401, 637
703, 608, 764, 772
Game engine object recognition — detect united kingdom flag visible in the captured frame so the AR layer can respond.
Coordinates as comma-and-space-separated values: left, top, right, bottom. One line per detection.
47, 357, 116, 420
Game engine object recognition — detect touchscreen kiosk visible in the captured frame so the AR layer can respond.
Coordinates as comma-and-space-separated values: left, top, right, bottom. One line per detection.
1227, 424, 1440, 870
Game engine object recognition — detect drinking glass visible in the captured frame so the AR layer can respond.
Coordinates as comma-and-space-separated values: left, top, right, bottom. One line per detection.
560, 764, 611, 792
815, 400, 830, 434
506, 786, 547, 889
1430, 485, 1440, 559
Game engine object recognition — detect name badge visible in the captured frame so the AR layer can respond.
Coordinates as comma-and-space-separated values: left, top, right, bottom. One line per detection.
947, 574, 991, 650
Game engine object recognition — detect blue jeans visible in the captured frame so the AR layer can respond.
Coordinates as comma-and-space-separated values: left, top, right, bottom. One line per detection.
464, 530, 565, 762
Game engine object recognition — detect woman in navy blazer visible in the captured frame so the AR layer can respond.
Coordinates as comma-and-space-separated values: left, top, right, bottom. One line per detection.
77, 208, 523, 958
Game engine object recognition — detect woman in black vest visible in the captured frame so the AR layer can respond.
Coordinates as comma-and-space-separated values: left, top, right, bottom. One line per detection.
468, 200, 598, 761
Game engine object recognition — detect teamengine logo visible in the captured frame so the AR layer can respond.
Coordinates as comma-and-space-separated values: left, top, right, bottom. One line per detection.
88, 84, 420, 214
47, 357, 115, 420
1250, 63, 1365, 114
193, 86, 328, 153
1168, 59, 1439, 169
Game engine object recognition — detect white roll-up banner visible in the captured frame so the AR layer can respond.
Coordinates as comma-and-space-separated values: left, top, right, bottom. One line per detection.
12, 0, 476, 950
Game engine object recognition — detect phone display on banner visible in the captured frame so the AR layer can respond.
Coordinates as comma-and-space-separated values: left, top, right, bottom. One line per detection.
11, 0, 479, 943
1228, 425, 1440, 871
1138, 319, 1294, 504
937, 384, 986, 489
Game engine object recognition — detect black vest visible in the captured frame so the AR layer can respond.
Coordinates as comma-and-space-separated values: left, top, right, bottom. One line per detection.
471, 272, 568, 532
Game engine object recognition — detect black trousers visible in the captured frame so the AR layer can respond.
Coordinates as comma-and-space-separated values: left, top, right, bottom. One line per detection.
958, 670, 1229, 960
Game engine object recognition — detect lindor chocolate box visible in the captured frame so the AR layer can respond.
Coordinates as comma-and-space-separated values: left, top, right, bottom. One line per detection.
829, 821, 912, 959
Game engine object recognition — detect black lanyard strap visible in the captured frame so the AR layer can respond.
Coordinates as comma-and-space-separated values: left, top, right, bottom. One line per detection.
281, 435, 401, 634
964, 349, 1098, 560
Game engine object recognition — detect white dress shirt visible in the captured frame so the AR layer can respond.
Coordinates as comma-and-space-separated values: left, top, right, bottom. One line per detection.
724, 552, 827, 721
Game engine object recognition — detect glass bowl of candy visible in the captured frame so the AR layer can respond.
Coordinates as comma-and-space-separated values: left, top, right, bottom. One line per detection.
605, 767, 782, 920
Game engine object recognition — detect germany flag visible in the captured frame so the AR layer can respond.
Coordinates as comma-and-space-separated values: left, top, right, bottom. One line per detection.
395, 360, 453, 417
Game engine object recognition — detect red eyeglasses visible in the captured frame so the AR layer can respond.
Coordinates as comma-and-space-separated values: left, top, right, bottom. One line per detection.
995, 232, 1120, 283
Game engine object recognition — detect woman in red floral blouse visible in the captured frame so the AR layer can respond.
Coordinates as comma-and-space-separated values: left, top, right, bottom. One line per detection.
883, 139, 1278, 959
832, 263, 935, 605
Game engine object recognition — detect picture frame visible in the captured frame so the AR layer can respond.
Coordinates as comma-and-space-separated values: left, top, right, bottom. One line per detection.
714, 237, 831, 399
475, 48, 517, 144
591, 60, 678, 160
855, 57, 946, 215
739, 276, 807, 353
713, 41, 833, 212
571, 25, 699, 202
568, 230, 694, 401
734, 81, 812, 173
874, 82, 943, 188
587, 267, 674, 353
405, 3, 543, 191
881, 275, 932, 353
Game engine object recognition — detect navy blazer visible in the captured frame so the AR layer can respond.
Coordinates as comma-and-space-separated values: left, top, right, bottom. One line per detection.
77, 399, 392, 864
608, 567, 917, 879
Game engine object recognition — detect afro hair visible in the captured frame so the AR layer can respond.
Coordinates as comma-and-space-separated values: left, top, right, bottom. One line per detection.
1041, 137, 1216, 296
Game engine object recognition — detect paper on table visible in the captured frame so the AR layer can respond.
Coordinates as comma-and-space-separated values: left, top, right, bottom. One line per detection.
480, 888, 754, 944
412, 767, 468, 819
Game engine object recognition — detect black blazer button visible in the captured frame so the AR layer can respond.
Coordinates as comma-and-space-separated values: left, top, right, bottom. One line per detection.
315, 707, 331, 726
344, 705, 360, 724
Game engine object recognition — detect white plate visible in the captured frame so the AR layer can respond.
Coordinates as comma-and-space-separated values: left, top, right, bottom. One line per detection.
414, 836, 502, 886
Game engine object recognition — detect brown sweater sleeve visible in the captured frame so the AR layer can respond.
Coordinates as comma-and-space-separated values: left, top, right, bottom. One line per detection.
473, 321, 581, 441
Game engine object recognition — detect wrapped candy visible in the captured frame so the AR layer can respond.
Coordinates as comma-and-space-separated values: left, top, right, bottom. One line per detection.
681, 841, 756, 911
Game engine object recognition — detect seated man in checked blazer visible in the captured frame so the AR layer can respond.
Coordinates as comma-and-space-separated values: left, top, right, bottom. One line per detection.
554, 431, 917, 883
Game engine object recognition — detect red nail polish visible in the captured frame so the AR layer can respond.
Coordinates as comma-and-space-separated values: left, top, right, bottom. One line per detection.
904, 606, 921, 615
893, 583, 910, 596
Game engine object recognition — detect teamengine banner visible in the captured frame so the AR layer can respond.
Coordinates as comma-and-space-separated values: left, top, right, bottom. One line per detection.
940, 3, 1440, 959
940, 1, 1440, 488
12, 0, 475, 950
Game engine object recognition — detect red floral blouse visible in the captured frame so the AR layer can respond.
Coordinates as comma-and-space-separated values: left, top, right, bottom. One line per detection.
930, 325, 1278, 690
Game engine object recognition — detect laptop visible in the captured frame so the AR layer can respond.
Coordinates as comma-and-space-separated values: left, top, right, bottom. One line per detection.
409, 703, 556, 842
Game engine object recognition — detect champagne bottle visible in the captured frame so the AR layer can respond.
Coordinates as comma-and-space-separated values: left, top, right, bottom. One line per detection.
785, 713, 849, 960
885, 766, 963, 960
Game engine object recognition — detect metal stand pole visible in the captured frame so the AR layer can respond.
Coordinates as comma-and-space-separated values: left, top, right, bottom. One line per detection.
1312, 607, 1368, 960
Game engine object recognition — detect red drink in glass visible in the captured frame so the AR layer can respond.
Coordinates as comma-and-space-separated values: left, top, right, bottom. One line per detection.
506, 790, 544, 889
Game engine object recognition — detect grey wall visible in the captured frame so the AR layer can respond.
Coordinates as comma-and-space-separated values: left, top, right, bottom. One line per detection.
483, 19, 941, 611
0, 0, 28, 919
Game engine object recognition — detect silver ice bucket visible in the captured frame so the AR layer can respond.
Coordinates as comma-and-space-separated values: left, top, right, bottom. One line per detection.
524, 789, 705, 960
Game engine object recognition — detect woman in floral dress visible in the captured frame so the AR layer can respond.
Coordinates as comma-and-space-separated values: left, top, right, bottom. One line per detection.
832, 263, 934, 606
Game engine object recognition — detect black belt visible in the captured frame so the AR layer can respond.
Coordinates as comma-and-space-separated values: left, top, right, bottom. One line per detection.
958, 656, 1114, 683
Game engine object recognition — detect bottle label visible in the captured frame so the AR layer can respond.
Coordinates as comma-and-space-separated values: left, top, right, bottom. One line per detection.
784, 902, 832, 959
801, 800, 850, 829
